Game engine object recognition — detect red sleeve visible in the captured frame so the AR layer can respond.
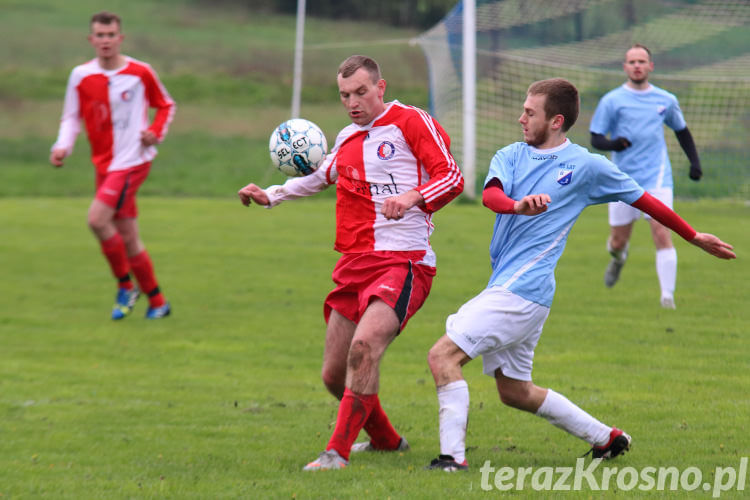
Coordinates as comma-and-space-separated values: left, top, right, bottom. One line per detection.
141, 65, 175, 141
482, 179, 516, 214
403, 109, 464, 213
631, 192, 696, 241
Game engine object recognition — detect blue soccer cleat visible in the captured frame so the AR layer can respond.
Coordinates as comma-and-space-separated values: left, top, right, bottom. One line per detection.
145, 302, 171, 319
111, 287, 140, 320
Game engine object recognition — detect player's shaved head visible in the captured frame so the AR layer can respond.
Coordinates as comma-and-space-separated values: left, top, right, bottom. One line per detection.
527, 78, 579, 132
338, 55, 382, 83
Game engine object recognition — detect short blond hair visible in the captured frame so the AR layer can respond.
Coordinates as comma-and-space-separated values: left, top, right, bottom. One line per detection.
338, 55, 381, 83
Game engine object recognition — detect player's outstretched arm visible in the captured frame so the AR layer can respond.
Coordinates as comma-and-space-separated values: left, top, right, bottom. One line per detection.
690, 233, 736, 259
630, 193, 735, 260
238, 183, 270, 207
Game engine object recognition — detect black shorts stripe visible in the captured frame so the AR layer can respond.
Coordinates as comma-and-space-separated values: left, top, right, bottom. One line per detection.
393, 261, 414, 330
115, 173, 131, 211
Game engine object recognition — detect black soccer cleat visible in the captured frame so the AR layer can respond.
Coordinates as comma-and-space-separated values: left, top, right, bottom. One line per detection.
425, 454, 468, 472
586, 427, 632, 459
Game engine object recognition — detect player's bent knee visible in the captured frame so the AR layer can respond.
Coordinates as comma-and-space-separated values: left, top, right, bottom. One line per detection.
427, 346, 445, 374
321, 367, 345, 398
87, 214, 104, 231
348, 339, 374, 371
498, 386, 532, 410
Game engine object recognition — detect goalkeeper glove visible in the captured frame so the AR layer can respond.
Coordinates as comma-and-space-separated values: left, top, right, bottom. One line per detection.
689, 164, 702, 181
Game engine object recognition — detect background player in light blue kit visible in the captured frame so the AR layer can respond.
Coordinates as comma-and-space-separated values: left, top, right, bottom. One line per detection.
590, 44, 703, 308
425, 78, 734, 471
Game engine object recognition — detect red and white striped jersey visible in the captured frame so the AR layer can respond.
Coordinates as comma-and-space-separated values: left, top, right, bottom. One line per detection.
52, 56, 175, 175
265, 101, 464, 265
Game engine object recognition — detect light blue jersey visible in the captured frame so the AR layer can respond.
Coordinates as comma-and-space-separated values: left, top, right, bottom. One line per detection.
590, 84, 686, 190
485, 139, 644, 307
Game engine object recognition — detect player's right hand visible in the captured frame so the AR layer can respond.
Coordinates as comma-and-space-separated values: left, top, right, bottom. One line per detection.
612, 137, 632, 151
238, 183, 270, 206
514, 194, 551, 216
49, 149, 66, 167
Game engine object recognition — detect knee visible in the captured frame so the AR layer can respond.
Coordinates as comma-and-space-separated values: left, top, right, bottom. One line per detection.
498, 386, 531, 410
428, 342, 461, 386
321, 370, 345, 400
609, 233, 628, 249
347, 339, 373, 372
87, 212, 106, 233
427, 344, 445, 375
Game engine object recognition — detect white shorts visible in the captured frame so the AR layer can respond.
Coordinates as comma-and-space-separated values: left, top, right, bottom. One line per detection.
608, 187, 673, 227
446, 287, 550, 381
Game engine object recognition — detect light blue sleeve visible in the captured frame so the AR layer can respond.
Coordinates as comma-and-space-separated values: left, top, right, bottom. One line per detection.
587, 154, 645, 205
664, 96, 687, 132
484, 144, 516, 194
590, 94, 613, 135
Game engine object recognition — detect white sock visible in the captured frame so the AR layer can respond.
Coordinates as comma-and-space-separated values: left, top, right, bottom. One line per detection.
535, 389, 611, 446
656, 247, 677, 300
437, 380, 469, 463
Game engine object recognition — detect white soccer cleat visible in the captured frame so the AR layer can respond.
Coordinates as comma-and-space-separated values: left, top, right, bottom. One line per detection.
302, 449, 348, 471
351, 436, 410, 453
660, 296, 676, 309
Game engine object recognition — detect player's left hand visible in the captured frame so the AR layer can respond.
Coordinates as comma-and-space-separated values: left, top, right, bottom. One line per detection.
382, 190, 424, 220
514, 194, 551, 216
690, 232, 735, 259
141, 130, 158, 147
689, 164, 702, 181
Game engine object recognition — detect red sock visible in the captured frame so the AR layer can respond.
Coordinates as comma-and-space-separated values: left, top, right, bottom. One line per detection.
100, 234, 133, 290
326, 388, 377, 460
129, 250, 165, 307
363, 396, 402, 450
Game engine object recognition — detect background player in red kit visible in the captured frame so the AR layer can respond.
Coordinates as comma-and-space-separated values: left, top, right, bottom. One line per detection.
238, 55, 464, 470
50, 11, 175, 320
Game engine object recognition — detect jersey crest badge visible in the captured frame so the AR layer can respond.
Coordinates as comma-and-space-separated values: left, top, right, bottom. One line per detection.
656, 105, 666, 115
377, 141, 396, 160
557, 168, 573, 186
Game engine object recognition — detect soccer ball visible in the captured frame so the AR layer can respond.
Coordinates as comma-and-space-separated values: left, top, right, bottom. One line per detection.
268, 118, 328, 177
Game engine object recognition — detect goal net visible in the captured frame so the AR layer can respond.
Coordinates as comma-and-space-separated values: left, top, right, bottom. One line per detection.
417, 0, 750, 199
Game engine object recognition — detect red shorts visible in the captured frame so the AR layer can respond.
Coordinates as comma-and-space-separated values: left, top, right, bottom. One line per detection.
95, 162, 151, 219
324, 251, 436, 333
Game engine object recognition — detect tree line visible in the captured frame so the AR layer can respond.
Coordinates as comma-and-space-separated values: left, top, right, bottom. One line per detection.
206, 0, 457, 29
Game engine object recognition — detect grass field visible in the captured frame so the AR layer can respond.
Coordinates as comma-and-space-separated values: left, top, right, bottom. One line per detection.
1, 197, 748, 498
